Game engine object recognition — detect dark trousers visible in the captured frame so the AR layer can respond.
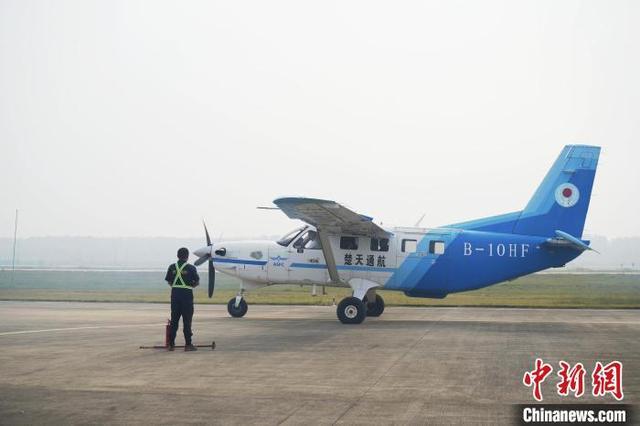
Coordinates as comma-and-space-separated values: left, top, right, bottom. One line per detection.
170, 288, 194, 345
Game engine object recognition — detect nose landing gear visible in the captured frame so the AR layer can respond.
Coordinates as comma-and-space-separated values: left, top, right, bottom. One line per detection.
227, 295, 248, 318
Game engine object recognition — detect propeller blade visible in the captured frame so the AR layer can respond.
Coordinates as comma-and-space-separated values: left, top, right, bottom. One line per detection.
194, 254, 210, 266
208, 260, 215, 298
204, 221, 211, 246
201, 220, 215, 297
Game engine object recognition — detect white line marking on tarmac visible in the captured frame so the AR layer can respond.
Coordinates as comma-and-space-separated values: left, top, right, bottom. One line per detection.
0, 323, 164, 336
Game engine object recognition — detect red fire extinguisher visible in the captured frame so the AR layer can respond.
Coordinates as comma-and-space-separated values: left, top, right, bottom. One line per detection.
164, 319, 171, 347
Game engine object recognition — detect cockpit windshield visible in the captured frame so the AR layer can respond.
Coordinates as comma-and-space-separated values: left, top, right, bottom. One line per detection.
276, 226, 307, 247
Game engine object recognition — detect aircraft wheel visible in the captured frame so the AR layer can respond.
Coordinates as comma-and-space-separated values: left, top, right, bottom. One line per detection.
227, 297, 248, 318
337, 297, 366, 324
365, 294, 385, 317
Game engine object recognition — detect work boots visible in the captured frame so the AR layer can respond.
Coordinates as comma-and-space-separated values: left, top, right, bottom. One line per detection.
184, 344, 198, 352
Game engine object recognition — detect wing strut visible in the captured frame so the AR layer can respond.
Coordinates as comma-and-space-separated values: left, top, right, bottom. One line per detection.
317, 228, 341, 283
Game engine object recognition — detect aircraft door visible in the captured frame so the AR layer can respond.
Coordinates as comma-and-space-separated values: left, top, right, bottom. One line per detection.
419, 231, 458, 289
394, 234, 424, 288
268, 226, 305, 284
284, 230, 328, 284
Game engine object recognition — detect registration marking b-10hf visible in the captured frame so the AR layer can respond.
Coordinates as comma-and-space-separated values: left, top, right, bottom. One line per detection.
464, 242, 530, 258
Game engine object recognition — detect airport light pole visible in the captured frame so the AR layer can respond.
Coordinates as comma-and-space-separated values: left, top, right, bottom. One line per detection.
11, 209, 18, 286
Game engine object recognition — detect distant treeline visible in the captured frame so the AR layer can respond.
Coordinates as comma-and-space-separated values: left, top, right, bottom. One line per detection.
0, 234, 637, 270
0, 235, 279, 269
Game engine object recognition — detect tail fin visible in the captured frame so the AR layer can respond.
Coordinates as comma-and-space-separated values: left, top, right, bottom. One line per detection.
446, 145, 600, 238
512, 145, 600, 238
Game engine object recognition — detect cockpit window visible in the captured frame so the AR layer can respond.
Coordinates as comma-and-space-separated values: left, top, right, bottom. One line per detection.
276, 226, 307, 247
293, 230, 322, 250
304, 231, 322, 249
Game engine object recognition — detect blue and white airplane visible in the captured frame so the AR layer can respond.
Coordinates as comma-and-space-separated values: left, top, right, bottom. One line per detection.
194, 145, 600, 324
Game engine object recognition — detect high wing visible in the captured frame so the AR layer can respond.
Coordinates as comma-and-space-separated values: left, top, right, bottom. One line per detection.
273, 197, 390, 238
273, 197, 390, 284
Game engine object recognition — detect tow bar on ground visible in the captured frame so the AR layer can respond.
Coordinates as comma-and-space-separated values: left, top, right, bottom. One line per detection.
139, 319, 216, 350
139, 342, 216, 350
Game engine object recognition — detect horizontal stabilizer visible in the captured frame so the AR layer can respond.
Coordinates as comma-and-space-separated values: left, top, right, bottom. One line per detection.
545, 230, 598, 253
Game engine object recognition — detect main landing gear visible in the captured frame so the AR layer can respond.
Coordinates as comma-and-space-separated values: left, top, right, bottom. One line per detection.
336, 294, 385, 324
337, 297, 366, 324
227, 294, 248, 318
364, 294, 385, 317
337, 279, 385, 324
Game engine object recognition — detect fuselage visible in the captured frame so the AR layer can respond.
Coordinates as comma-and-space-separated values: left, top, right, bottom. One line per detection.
209, 225, 581, 298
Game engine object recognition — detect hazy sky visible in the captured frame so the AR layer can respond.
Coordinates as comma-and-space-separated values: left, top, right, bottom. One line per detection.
1, 0, 638, 239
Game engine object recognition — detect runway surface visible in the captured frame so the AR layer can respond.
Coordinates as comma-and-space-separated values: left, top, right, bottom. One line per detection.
0, 301, 637, 424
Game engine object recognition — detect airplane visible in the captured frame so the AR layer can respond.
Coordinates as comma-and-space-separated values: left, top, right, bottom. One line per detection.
193, 144, 600, 324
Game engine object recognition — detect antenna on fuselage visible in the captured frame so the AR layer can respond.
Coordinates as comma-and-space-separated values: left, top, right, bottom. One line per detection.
256, 206, 280, 210
414, 212, 426, 227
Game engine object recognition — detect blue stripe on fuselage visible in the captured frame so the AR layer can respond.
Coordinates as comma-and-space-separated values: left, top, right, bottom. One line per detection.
212, 258, 267, 266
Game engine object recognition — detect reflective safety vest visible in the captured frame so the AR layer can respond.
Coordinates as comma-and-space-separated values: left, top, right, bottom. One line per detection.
172, 262, 192, 290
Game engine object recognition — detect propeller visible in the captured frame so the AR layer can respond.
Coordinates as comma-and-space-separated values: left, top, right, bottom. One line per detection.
194, 221, 215, 298
207, 254, 215, 298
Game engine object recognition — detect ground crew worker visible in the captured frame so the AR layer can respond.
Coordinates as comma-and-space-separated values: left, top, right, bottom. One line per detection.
164, 247, 199, 351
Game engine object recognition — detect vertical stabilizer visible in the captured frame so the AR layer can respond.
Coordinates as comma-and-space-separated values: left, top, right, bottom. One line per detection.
512, 145, 600, 238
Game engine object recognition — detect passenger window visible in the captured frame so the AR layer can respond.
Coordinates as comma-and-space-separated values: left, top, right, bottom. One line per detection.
340, 236, 358, 250
402, 239, 417, 253
429, 240, 445, 255
370, 238, 389, 252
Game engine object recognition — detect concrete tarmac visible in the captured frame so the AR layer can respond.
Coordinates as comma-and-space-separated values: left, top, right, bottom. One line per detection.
0, 301, 637, 425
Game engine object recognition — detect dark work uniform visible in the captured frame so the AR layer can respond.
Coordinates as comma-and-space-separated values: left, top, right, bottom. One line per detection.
165, 260, 199, 346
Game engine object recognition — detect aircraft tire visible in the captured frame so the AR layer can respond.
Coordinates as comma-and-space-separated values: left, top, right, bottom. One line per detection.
227, 298, 248, 318
365, 294, 385, 317
337, 297, 366, 324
